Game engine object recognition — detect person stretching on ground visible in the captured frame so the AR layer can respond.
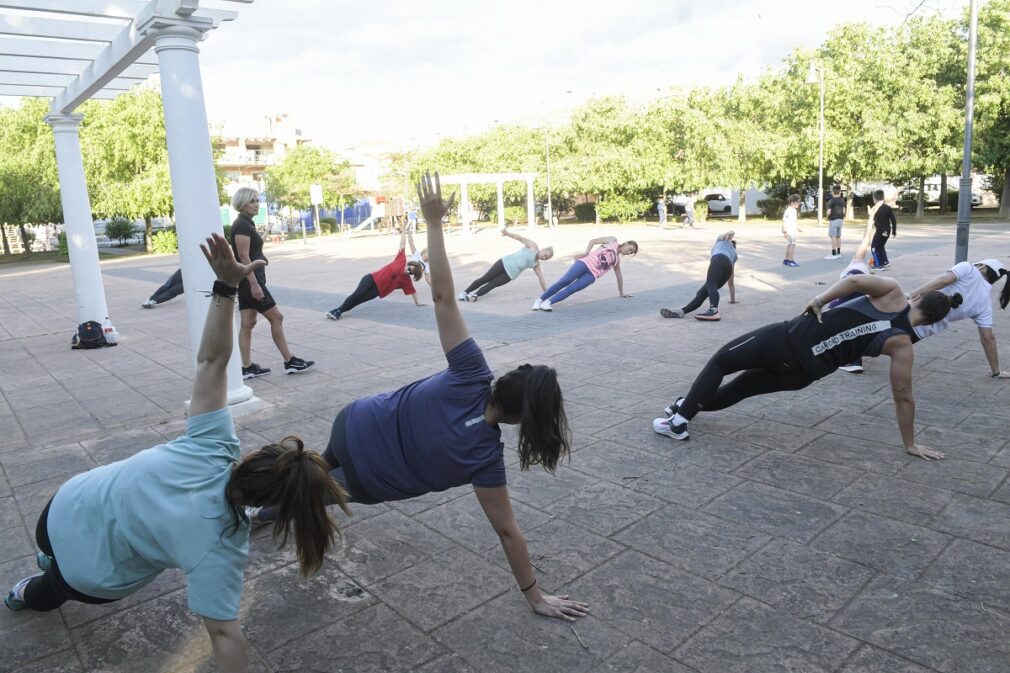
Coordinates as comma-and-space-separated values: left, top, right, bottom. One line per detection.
533, 236, 637, 311
5, 234, 347, 673
255, 172, 588, 622
141, 268, 183, 308
660, 230, 738, 321
653, 272, 961, 460
326, 229, 426, 320
906, 258, 1009, 379
458, 228, 554, 301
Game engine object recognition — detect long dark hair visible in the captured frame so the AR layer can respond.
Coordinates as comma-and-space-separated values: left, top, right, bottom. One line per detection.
490, 364, 570, 472
226, 437, 349, 576
918, 291, 963, 325
407, 260, 424, 281
984, 265, 1010, 310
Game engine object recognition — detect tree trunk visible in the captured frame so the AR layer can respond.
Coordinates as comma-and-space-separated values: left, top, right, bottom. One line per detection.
939, 174, 948, 214
17, 224, 30, 259
845, 187, 855, 221
145, 215, 153, 253
916, 175, 925, 218
1001, 167, 1010, 218
737, 187, 746, 223
595, 194, 601, 226
0, 223, 10, 256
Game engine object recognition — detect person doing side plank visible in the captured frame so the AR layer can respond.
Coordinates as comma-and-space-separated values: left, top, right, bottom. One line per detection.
254, 173, 588, 621
654, 273, 961, 460
4, 234, 346, 673
326, 229, 426, 320
458, 228, 554, 301
533, 236, 638, 311
660, 230, 739, 321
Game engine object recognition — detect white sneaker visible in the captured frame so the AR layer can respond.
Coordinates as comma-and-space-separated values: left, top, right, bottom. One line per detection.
467, 292, 479, 302
824, 253, 839, 260
456, 291, 468, 302
532, 298, 543, 310
539, 299, 552, 312
653, 417, 689, 440
141, 299, 156, 309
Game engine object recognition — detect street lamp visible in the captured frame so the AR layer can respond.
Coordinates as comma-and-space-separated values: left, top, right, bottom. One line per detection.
807, 61, 825, 228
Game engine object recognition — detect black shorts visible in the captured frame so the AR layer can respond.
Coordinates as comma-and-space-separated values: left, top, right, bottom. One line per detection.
237, 271, 277, 313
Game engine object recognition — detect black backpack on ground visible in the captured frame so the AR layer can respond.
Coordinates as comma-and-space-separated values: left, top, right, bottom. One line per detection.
71, 321, 110, 350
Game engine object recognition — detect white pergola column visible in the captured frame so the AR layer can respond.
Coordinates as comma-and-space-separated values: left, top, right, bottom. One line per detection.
526, 178, 535, 231
45, 113, 117, 339
460, 182, 470, 235
496, 181, 506, 230
149, 25, 259, 415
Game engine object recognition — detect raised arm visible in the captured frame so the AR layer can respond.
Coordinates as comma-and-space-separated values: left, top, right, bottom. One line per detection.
907, 271, 957, 300
189, 234, 266, 417
474, 485, 589, 621
575, 236, 616, 258
804, 274, 905, 322
398, 229, 408, 251
851, 220, 875, 264
406, 230, 418, 255
418, 172, 468, 354
502, 228, 538, 251
881, 336, 943, 460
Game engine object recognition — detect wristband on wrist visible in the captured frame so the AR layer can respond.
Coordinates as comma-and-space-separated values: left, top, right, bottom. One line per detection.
213, 280, 238, 298
519, 578, 537, 593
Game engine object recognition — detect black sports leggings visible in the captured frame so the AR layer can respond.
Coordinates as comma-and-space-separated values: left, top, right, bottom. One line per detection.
23, 498, 116, 611
150, 269, 184, 304
337, 275, 380, 313
683, 255, 734, 313
679, 322, 817, 420
465, 258, 512, 297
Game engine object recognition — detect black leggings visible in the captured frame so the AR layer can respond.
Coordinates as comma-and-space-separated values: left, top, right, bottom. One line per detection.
871, 230, 890, 267
23, 498, 116, 611
150, 269, 184, 304
682, 255, 734, 313
679, 323, 817, 420
337, 275, 380, 313
465, 259, 512, 297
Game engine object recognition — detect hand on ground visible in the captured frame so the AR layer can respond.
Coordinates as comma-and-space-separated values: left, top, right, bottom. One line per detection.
533, 594, 590, 622
906, 444, 944, 460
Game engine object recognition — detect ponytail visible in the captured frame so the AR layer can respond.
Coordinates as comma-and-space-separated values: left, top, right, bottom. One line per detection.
227, 437, 350, 576
490, 364, 571, 472
918, 291, 962, 325
1000, 272, 1009, 310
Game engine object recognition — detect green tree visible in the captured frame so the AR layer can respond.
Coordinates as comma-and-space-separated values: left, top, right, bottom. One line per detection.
265, 145, 356, 211
974, 0, 1010, 216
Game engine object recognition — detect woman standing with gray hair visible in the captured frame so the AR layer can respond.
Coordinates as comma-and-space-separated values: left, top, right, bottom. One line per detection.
229, 187, 314, 379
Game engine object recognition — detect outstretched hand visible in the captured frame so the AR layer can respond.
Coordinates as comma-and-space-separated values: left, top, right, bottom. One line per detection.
200, 233, 265, 287
416, 171, 456, 226
533, 594, 590, 622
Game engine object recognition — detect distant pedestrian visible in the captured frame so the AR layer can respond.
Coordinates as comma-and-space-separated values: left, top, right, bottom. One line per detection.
824, 186, 846, 260
782, 194, 801, 267
141, 268, 183, 308
657, 197, 667, 226
870, 189, 896, 270
660, 230, 738, 321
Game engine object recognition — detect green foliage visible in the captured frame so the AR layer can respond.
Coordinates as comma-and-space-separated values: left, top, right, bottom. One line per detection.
58, 231, 68, 257
151, 228, 178, 254
105, 217, 137, 246
319, 217, 337, 234
597, 194, 651, 222
222, 224, 232, 241
573, 203, 596, 222
265, 145, 357, 210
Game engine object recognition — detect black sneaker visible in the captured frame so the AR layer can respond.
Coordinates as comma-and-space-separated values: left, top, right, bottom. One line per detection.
663, 396, 685, 418
326, 309, 342, 320
242, 363, 271, 379
695, 307, 720, 321
284, 356, 315, 374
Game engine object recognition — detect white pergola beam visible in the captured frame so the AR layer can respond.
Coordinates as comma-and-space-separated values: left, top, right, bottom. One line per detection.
0, 36, 158, 64
441, 172, 538, 184
0, 55, 155, 78
0, 83, 117, 98
0, 1, 145, 20
0, 71, 137, 89
0, 14, 127, 42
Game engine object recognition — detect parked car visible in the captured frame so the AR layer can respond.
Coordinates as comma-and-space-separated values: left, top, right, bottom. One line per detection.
705, 193, 732, 215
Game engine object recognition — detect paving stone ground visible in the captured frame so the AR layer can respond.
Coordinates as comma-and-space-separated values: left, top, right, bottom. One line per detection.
0, 218, 1008, 673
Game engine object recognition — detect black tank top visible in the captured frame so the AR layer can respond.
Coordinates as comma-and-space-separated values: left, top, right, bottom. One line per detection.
786, 296, 914, 379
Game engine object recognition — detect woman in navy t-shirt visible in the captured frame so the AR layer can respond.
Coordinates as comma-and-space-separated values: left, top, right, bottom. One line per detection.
256, 173, 589, 622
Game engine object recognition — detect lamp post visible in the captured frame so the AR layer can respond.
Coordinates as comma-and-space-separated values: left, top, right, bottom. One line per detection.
807, 61, 825, 227
544, 126, 553, 227
955, 0, 979, 264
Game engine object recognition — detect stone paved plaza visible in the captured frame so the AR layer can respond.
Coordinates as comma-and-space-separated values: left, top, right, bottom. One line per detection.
1, 219, 1009, 673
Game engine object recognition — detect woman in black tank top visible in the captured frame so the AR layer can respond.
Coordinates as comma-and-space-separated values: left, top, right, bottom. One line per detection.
654, 274, 962, 461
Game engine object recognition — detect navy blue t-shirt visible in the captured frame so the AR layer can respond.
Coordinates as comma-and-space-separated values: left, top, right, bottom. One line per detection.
344, 338, 506, 501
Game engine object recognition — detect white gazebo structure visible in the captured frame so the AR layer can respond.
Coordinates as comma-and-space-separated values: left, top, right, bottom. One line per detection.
439, 172, 538, 233
0, 0, 260, 415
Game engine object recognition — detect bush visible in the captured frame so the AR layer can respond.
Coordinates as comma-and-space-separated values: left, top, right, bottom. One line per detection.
757, 197, 787, 219
597, 194, 651, 223
693, 198, 709, 223
105, 216, 137, 246
151, 228, 178, 254
319, 217, 337, 234
573, 203, 596, 223
58, 231, 68, 257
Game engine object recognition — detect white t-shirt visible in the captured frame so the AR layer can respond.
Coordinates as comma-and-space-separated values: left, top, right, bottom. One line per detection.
409, 250, 429, 272
914, 261, 994, 339
782, 207, 798, 233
